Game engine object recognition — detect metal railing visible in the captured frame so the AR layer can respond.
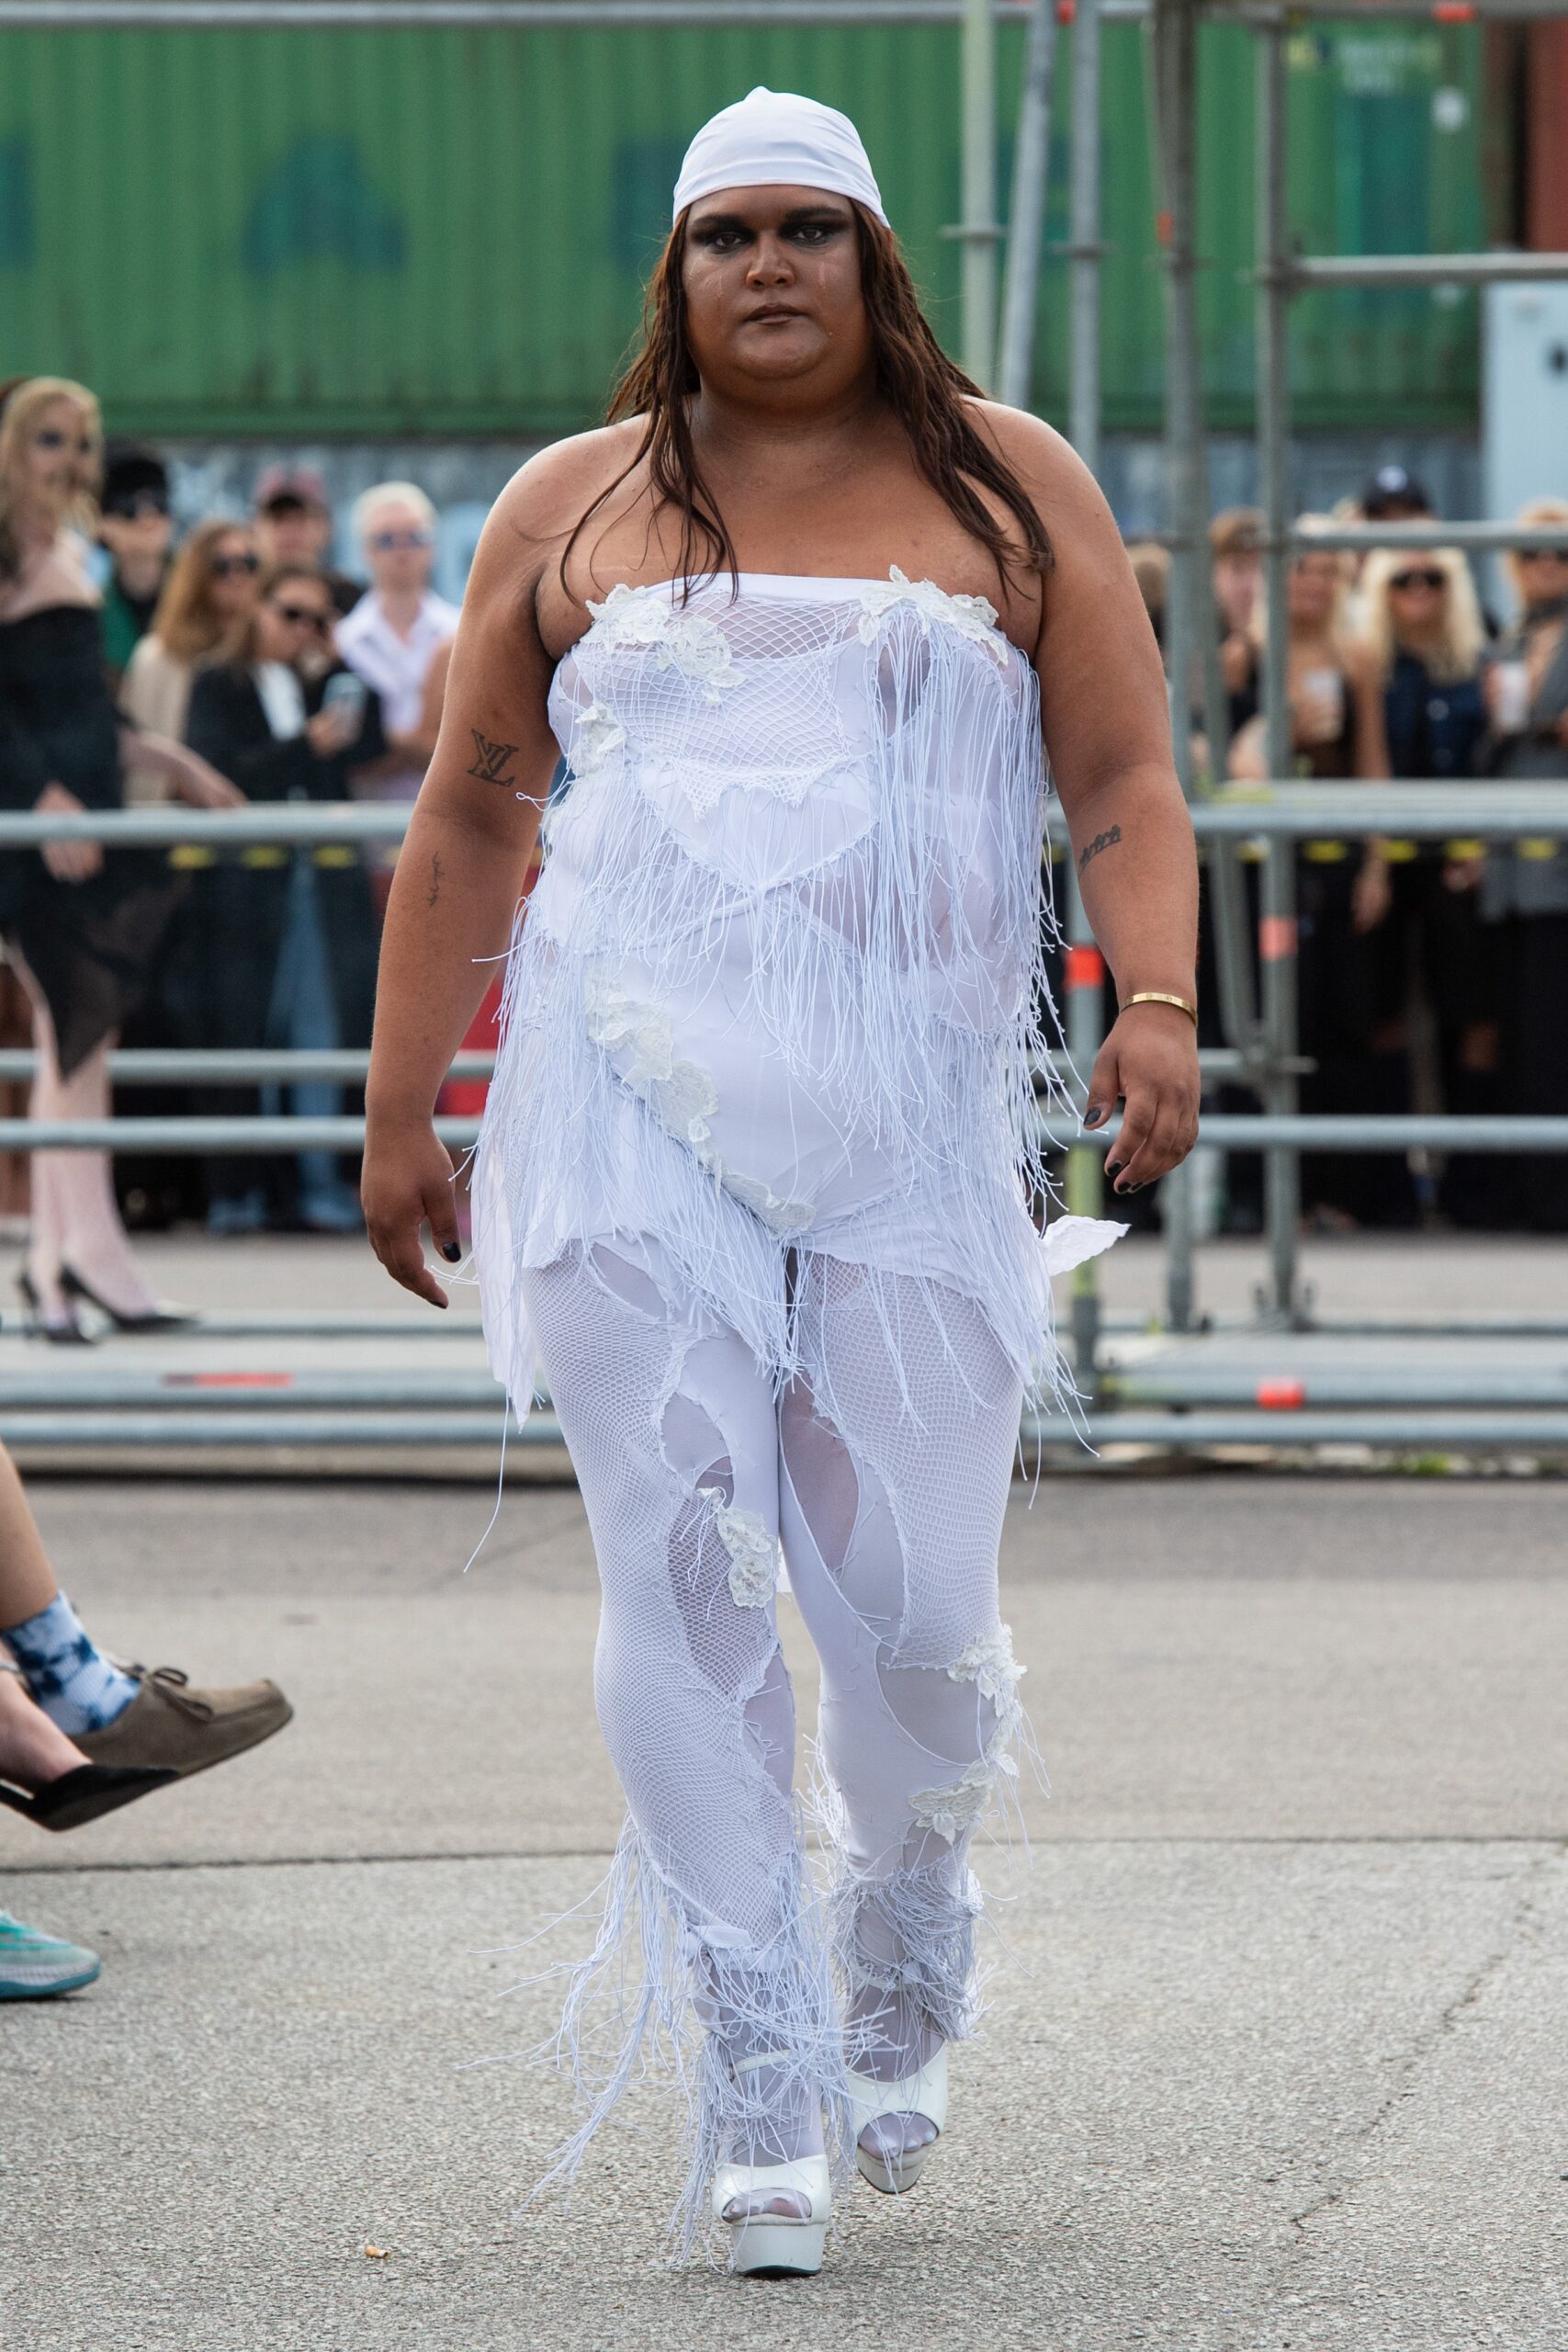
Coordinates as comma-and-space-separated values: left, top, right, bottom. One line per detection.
2, 794, 1564, 1462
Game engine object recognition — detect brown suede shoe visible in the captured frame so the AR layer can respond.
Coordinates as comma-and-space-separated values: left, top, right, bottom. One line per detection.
73, 1667, 292, 1781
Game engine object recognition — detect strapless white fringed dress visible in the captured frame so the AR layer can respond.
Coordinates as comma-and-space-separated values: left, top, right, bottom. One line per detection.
473, 568, 1123, 1422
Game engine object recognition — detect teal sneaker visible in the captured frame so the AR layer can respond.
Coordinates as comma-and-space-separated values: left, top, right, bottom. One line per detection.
0, 1911, 101, 1999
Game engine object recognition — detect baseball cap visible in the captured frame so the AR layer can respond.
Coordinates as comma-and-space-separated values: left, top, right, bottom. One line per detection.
101, 442, 170, 515
253, 462, 330, 514
1360, 464, 1433, 518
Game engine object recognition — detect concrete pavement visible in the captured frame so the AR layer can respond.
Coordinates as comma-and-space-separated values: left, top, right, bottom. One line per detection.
4, 1471, 1566, 2348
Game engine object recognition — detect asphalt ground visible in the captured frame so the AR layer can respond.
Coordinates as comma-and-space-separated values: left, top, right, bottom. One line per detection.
4, 1465, 1566, 2350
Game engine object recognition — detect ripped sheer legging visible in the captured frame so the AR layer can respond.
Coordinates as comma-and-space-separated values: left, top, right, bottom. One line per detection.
521, 1235, 1027, 2245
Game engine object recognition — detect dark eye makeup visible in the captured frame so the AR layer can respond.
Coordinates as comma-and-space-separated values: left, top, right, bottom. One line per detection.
690, 210, 850, 254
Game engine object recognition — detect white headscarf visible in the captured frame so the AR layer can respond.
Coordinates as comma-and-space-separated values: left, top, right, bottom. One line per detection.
672, 86, 887, 226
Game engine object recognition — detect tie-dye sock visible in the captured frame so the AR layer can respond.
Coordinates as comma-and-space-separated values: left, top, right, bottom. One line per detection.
1, 1593, 139, 1736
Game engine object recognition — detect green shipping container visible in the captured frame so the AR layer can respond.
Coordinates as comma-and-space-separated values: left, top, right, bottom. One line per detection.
0, 15, 1490, 439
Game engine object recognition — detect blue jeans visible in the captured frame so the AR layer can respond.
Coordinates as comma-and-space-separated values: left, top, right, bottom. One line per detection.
261, 855, 353, 1219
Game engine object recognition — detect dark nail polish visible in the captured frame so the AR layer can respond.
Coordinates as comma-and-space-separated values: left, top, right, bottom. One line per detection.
441, 1242, 462, 1263
1105, 1161, 1122, 1180
1083, 1107, 1106, 1128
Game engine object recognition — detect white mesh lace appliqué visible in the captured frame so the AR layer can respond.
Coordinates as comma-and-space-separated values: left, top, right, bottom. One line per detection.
582, 972, 718, 1145
586, 582, 742, 706
582, 971, 815, 1238
572, 701, 626, 775
945, 1621, 1025, 1705
909, 1723, 1021, 1846
699, 1489, 782, 1611
856, 566, 1010, 668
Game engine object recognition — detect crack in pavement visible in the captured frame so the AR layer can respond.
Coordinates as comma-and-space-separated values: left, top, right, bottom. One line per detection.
1278, 1838, 1567, 2247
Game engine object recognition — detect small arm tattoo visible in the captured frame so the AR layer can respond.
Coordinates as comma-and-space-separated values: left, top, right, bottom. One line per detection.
1078, 823, 1122, 874
427, 851, 442, 909
467, 729, 520, 786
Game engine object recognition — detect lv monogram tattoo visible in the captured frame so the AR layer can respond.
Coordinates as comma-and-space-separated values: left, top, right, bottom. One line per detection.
467, 729, 520, 786
1078, 822, 1122, 873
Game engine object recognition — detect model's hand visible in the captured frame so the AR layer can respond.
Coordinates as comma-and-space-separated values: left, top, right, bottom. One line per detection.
362, 1115, 460, 1308
1083, 1004, 1201, 1196
34, 782, 103, 882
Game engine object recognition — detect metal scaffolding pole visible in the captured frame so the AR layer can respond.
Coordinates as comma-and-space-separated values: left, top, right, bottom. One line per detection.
1061, 0, 1107, 1386
960, 0, 1000, 388
1067, 0, 1103, 477
997, 0, 1058, 406
1254, 11, 1301, 1325
1155, 0, 1198, 803
1151, 0, 1216, 1331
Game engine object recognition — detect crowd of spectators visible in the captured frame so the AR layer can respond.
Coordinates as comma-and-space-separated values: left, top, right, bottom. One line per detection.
0, 376, 459, 1340
1, 374, 1565, 1347
1131, 464, 1568, 1238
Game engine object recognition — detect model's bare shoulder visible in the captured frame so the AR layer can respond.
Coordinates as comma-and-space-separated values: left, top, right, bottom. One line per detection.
964, 399, 1107, 527
486, 421, 649, 556
457, 422, 648, 656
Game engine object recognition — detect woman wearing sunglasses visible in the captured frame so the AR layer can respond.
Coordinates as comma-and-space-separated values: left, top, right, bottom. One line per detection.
0, 376, 237, 1340
1351, 545, 1496, 1225
1475, 501, 1568, 1231
120, 520, 263, 772
114, 524, 265, 1226
184, 561, 383, 1234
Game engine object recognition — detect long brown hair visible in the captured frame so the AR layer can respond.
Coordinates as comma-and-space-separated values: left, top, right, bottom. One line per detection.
563, 203, 1053, 601
151, 517, 259, 665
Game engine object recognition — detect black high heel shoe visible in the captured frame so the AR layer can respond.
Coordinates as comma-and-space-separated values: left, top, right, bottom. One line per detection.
0, 1762, 178, 1833
59, 1265, 197, 1333
15, 1270, 93, 1346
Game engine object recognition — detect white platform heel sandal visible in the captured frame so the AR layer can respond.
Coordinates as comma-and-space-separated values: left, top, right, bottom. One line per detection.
712, 2051, 830, 2276
712, 2151, 831, 2275
847, 2043, 948, 2195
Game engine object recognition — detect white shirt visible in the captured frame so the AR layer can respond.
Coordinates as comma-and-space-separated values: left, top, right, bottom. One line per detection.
334, 586, 459, 747
254, 661, 307, 741
334, 587, 459, 808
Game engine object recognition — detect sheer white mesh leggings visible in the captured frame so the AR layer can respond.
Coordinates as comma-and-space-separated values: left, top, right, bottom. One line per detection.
523, 1238, 1026, 2205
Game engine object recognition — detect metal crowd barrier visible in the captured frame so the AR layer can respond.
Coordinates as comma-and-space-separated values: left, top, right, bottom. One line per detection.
2, 789, 1565, 1460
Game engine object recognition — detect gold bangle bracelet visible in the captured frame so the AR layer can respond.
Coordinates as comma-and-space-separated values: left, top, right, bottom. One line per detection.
1121, 990, 1199, 1027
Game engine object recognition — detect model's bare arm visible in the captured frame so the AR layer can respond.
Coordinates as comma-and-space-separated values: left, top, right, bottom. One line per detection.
362, 472, 563, 1306
983, 407, 1201, 1195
